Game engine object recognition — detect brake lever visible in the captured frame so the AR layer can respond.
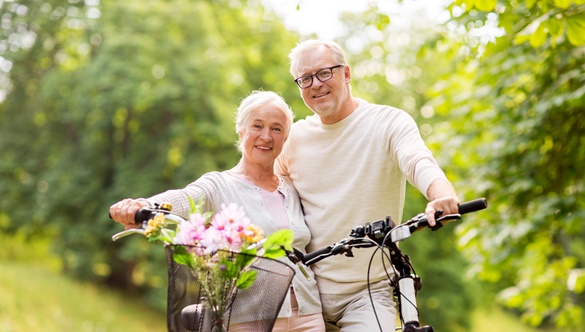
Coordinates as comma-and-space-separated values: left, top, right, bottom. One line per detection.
286, 248, 312, 281
430, 213, 461, 231
112, 228, 145, 241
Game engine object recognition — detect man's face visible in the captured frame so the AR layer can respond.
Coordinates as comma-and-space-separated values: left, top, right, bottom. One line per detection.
294, 46, 350, 123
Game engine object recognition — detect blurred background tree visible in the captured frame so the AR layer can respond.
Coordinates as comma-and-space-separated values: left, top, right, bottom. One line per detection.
0, 0, 583, 331
428, 0, 585, 330
0, 0, 299, 310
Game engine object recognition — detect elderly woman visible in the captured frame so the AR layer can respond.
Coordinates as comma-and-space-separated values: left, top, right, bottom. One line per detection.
109, 91, 325, 332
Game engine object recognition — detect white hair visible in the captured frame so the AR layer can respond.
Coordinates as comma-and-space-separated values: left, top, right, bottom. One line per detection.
288, 39, 348, 77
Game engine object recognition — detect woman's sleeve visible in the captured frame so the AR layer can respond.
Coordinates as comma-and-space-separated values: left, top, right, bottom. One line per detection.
144, 174, 216, 219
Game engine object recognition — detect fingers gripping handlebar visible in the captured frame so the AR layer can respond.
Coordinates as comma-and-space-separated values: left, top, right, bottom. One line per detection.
110, 203, 174, 241
404, 197, 488, 233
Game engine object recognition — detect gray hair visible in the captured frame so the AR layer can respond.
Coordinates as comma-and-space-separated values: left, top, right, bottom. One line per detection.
234, 90, 294, 153
288, 39, 348, 78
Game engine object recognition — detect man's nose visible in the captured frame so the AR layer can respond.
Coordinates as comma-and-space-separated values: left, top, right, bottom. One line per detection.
311, 77, 325, 88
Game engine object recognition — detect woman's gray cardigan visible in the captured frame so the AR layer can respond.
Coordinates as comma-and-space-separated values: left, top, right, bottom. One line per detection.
143, 171, 322, 319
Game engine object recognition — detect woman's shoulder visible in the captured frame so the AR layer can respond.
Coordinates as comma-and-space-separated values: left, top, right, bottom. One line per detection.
187, 170, 240, 189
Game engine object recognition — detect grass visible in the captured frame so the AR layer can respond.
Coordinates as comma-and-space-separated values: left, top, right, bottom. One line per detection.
0, 260, 167, 332
0, 259, 564, 332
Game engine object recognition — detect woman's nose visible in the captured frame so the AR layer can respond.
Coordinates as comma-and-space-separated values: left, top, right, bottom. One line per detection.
260, 128, 272, 140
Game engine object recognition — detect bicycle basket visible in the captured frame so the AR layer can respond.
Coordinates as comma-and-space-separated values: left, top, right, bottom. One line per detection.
165, 245, 295, 332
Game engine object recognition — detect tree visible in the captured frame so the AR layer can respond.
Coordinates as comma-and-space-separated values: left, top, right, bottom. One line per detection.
0, 0, 299, 309
430, 0, 585, 329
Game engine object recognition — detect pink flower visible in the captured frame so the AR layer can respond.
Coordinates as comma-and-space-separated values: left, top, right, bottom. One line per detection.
213, 203, 251, 230
174, 212, 207, 246
200, 226, 223, 254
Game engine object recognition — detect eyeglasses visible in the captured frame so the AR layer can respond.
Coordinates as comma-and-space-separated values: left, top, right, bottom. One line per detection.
294, 65, 344, 89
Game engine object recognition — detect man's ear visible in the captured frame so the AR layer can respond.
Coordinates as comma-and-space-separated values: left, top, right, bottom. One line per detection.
344, 65, 352, 84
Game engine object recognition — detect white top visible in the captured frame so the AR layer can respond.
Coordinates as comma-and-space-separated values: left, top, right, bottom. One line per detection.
275, 98, 448, 294
232, 173, 290, 230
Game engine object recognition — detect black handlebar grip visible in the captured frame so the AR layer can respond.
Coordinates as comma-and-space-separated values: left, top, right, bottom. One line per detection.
135, 208, 155, 224
458, 198, 487, 215
302, 246, 333, 266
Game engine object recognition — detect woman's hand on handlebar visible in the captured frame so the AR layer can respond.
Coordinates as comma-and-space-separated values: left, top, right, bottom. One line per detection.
109, 198, 147, 230
425, 195, 460, 227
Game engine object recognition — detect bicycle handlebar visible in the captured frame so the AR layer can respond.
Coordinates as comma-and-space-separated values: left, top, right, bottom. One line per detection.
405, 197, 488, 233
458, 198, 488, 214
301, 198, 487, 266
110, 203, 177, 241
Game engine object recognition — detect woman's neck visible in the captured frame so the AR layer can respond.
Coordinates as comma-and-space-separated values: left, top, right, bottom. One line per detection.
231, 160, 279, 192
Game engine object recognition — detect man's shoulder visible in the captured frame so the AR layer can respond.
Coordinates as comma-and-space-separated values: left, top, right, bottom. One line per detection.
359, 98, 404, 114
292, 113, 320, 126
289, 114, 321, 135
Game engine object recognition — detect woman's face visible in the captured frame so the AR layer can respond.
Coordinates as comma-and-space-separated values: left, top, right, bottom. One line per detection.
239, 104, 288, 168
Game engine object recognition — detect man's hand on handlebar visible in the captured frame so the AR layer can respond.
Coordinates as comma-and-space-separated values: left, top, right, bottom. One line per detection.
425, 195, 460, 227
109, 198, 147, 230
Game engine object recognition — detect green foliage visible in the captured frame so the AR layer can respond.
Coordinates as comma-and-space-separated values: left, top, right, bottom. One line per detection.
432, 0, 585, 330
262, 229, 295, 259
0, 0, 298, 309
2, 0, 582, 329
454, 0, 585, 47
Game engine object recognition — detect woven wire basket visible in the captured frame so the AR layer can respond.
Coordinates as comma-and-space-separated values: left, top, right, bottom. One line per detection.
165, 245, 295, 332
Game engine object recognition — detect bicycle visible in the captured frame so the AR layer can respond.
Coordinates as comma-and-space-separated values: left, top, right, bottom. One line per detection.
286, 198, 488, 332
111, 205, 296, 332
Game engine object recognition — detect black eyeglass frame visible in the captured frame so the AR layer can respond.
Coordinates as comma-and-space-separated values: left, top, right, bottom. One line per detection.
294, 65, 344, 89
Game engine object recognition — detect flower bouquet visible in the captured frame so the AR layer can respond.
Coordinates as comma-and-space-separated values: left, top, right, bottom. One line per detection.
142, 199, 294, 331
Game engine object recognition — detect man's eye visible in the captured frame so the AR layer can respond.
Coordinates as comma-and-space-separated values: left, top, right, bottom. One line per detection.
317, 70, 330, 78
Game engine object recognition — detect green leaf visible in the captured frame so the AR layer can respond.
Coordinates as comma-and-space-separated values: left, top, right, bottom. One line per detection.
220, 259, 239, 279
463, 0, 475, 10
188, 196, 197, 214
262, 229, 294, 259
513, 33, 530, 45
553, 0, 571, 9
529, 23, 547, 47
526, 0, 537, 9
475, 0, 497, 11
236, 270, 257, 290
566, 15, 585, 46
569, 269, 585, 294
234, 250, 256, 268
173, 246, 196, 268
375, 13, 390, 31
546, 18, 564, 41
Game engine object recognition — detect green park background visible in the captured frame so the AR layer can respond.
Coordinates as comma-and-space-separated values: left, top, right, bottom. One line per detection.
1, 0, 584, 331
